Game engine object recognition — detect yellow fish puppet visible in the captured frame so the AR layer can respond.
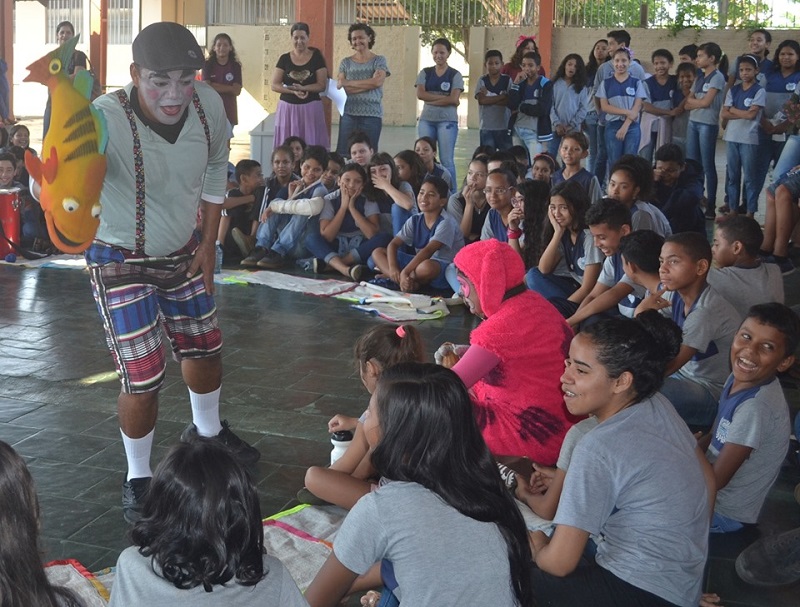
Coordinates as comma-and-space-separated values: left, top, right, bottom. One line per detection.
24, 35, 107, 254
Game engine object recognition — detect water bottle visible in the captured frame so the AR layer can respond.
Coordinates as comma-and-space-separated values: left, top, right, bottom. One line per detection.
214, 240, 223, 274
330, 430, 353, 465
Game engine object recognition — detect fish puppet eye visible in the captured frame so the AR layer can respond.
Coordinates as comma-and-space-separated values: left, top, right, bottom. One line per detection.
49, 59, 63, 74
91, 203, 102, 218
62, 198, 79, 213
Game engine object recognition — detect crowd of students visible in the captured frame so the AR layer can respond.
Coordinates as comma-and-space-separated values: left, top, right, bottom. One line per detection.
4, 24, 800, 607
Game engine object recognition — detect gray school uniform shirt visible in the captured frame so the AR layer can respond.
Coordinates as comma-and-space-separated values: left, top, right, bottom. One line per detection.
706, 264, 784, 320
631, 201, 673, 236
554, 393, 709, 607
593, 60, 649, 123
474, 74, 511, 130
707, 377, 790, 523
334, 481, 517, 606
415, 68, 464, 123
660, 284, 741, 399
556, 416, 599, 470
550, 79, 590, 133
550, 228, 605, 283
689, 70, 726, 125
108, 548, 307, 607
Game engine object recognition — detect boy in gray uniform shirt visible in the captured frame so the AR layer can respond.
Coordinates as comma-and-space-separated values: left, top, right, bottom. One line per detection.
637, 232, 740, 429
700, 304, 796, 533
709, 215, 784, 319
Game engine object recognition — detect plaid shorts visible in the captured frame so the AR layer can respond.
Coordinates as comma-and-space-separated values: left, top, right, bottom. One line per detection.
87, 241, 222, 394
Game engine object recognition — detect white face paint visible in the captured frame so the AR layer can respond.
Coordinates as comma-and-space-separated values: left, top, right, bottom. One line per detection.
132, 66, 196, 125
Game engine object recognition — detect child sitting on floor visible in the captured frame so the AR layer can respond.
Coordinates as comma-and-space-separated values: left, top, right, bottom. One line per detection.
566, 199, 644, 327
438, 238, 577, 466
527, 181, 603, 318
369, 175, 464, 293
709, 214, 784, 319
699, 303, 797, 533
109, 438, 306, 606
551, 131, 603, 204
305, 163, 390, 282
304, 363, 533, 607
636, 232, 741, 430
528, 312, 712, 607
607, 155, 672, 236
480, 168, 517, 242
300, 324, 425, 509
241, 145, 329, 269
220, 159, 265, 261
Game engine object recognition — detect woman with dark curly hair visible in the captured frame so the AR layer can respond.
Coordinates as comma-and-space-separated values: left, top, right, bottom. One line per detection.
108, 438, 306, 606
335, 23, 390, 156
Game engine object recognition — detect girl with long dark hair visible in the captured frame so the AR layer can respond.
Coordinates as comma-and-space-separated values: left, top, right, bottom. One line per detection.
305, 363, 533, 607
202, 33, 243, 135
0, 440, 84, 607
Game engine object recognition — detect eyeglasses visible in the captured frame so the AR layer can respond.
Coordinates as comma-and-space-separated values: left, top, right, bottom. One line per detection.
482, 187, 513, 196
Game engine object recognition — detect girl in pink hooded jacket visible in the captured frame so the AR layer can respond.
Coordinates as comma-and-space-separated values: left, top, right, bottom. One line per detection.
448, 239, 578, 465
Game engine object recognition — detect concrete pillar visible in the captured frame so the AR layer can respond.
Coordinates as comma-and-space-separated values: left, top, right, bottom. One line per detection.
467, 27, 487, 130
89, 0, 108, 94
539, 0, 555, 75
1, 0, 12, 118
296, 0, 334, 133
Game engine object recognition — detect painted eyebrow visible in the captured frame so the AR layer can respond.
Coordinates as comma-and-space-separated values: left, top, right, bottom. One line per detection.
571, 358, 591, 369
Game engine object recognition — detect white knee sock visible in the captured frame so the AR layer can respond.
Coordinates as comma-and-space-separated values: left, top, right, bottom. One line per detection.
189, 387, 223, 437
121, 428, 154, 481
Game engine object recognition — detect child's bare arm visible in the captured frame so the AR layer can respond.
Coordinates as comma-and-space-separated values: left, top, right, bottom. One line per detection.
330, 423, 370, 473
710, 442, 753, 491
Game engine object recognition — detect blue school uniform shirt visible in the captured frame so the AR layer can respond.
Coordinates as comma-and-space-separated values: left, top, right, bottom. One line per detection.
763, 68, 800, 118
320, 191, 379, 236
416, 66, 464, 123
397, 213, 464, 263
551, 168, 602, 205
723, 83, 766, 145
595, 75, 648, 122
480, 208, 509, 243
689, 70, 726, 125
645, 74, 678, 111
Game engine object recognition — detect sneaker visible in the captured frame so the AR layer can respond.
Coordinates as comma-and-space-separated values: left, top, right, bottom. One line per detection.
735, 527, 800, 587
312, 258, 326, 274
296, 487, 332, 506
231, 228, 256, 258
256, 250, 286, 270
122, 477, 151, 524
349, 264, 367, 282
180, 420, 261, 466
241, 246, 267, 267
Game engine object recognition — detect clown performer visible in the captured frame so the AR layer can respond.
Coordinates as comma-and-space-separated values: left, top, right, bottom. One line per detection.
85, 22, 259, 523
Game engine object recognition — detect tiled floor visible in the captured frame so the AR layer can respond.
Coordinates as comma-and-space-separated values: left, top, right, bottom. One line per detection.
0, 123, 798, 604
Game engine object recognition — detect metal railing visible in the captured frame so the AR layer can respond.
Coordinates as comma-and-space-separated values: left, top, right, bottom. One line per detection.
206, 0, 535, 26
108, 0, 134, 45
45, 0, 83, 43
206, 0, 791, 29
207, 0, 295, 25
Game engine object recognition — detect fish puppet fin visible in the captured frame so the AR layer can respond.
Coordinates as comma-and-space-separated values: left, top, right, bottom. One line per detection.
24, 149, 43, 185
39, 148, 59, 184
90, 105, 108, 153
73, 69, 94, 100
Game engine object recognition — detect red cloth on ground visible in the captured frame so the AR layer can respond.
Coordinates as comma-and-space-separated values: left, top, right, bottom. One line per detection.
454, 240, 578, 465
